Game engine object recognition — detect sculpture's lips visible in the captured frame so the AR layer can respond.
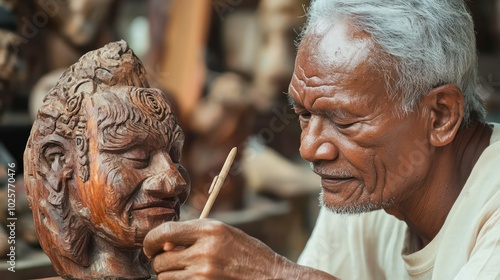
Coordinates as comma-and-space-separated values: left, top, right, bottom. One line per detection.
133, 199, 180, 214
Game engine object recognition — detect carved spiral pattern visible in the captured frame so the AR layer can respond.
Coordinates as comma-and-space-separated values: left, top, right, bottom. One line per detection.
66, 91, 84, 117
129, 89, 168, 121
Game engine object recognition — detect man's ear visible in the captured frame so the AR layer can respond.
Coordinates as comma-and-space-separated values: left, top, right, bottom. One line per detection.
39, 140, 74, 206
421, 84, 464, 147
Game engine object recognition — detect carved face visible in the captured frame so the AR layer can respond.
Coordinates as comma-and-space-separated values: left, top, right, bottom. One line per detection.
25, 41, 181, 278
74, 87, 190, 248
0, 30, 19, 114
289, 20, 433, 214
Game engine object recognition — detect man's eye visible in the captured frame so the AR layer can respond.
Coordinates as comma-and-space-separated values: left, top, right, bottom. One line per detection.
335, 122, 356, 129
297, 111, 311, 121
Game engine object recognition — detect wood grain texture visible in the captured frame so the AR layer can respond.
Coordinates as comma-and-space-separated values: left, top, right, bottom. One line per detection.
24, 40, 190, 279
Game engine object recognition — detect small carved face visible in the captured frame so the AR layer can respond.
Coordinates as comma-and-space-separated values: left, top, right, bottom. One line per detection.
75, 87, 189, 248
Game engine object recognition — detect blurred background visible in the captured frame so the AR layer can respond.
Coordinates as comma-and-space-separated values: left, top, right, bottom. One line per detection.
0, 0, 499, 278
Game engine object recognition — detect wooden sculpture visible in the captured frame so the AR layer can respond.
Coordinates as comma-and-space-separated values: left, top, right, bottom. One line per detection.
24, 40, 190, 279
0, 29, 19, 116
184, 72, 253, 213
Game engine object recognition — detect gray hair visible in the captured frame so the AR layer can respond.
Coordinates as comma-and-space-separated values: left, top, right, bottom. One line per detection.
303, 0, 486, 126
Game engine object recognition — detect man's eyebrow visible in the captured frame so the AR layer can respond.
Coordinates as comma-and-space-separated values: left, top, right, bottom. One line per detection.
285, 92, 297, 106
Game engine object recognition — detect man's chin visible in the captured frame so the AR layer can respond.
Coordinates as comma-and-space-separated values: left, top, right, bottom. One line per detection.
319, 191, 383, 215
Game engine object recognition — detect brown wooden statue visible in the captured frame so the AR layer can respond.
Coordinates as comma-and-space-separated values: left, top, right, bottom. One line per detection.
184, 72, 254, 213
0, 27, 20, 117
24, 40, 190, 279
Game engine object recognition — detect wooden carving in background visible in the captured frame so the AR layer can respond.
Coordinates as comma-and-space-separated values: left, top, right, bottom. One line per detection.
23, 40, 190, 279
0, 29, 20, 116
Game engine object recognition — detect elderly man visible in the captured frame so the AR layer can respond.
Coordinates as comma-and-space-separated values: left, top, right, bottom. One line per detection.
143, 0, 500, 279
25, 41, 190, 279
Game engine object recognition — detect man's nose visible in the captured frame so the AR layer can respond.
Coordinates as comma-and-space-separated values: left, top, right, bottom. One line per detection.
142, 153, 187, 198
299, 117, 339, 163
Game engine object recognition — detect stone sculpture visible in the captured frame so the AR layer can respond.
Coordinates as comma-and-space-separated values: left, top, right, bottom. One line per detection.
24, 40, 190, 279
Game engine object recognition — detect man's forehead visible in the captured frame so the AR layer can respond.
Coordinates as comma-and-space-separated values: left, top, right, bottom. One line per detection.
296, 19, 375, 82
289, 20, 390, 108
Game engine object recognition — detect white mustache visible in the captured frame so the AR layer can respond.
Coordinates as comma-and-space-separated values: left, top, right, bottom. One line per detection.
310, 163, 354, 178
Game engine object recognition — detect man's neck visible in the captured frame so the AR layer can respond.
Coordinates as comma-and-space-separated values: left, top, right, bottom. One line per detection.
386, 121, 492, 249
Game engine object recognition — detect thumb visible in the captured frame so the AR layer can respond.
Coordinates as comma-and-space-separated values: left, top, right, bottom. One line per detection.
143, 220, 207, 258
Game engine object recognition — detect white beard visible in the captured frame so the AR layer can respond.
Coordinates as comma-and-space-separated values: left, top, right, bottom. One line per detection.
319, 189, 395, 215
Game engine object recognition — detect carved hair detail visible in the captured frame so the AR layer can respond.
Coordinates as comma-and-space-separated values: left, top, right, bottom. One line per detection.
92, 86, 182, 156
75, 119, 89, 182
129, 88, 170, 122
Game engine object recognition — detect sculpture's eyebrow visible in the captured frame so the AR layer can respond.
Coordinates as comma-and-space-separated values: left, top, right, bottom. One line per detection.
170, 126, 183, 143
98, 127, 148, 152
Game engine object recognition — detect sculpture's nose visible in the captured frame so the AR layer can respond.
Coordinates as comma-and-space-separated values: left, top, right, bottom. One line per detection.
142, 152, 189, 198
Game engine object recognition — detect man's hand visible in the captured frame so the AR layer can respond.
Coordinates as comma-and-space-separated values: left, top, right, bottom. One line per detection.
143, 219, 338, 280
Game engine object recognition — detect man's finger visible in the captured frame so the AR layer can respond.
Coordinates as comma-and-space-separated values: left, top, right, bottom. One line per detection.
150, 249, 193, 274
162, 241, 176, 251
156, 270, 193, 280
143, 219, 219, 258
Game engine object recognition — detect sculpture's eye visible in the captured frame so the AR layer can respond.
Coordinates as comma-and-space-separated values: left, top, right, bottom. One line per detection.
121, 146, 150, 169
43, 144, 65, 164
42, 144, 66, 172
95, 67, 113, 83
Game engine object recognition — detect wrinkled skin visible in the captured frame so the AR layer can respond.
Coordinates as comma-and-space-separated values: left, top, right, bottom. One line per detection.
143, 18, 491, 279
143, 219, 336, 280
289, 20, 432, 215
